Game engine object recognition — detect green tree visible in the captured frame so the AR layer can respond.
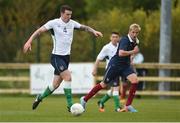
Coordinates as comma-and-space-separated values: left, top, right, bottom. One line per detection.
0, 0, 43, 62
1, 0, 180, 63
172, 2, 180, 62
84, 0, 161, 17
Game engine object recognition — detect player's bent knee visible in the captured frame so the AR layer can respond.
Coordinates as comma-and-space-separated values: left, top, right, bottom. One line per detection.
62, 74, 72, 81
100, 82, 107, 88
60, 70, 72, 81
131, 79, 138, 84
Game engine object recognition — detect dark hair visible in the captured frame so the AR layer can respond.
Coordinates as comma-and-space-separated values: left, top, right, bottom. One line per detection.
60, 5, 72, 13
111, 32, 120, 36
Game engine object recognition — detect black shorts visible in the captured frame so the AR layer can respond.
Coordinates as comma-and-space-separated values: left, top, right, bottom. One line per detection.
103, 64, 135, 84
50, 54, 70, 75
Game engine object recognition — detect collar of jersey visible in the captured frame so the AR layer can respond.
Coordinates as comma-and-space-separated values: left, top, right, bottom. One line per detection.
127, 34, 139, 44
110, 42, 118, 47
59, 17, 70, 24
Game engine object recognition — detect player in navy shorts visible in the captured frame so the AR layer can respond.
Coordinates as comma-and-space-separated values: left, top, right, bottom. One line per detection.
80, 23, 141, 112
23, 5, 103, 111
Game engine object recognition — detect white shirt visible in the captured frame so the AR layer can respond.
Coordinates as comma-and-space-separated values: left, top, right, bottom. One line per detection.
97, 42, 118, 68
44, 18, 81, 55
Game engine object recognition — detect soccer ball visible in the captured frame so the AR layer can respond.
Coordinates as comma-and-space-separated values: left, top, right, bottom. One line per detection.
70, 103, 84, 116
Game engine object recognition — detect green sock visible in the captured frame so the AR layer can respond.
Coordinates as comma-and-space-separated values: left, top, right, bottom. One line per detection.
100, 94, 111, 104
39, 86, 53, 100
64, 88, 73, 108
113, 95, 120, 110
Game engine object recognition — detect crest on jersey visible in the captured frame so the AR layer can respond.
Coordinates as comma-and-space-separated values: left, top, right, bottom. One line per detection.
63, 27, 67, 33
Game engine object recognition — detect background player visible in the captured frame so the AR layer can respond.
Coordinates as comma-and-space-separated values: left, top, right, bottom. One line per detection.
92, 32, 122, 112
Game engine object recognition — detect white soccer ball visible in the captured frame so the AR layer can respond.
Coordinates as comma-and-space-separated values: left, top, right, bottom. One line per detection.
70, 103, 84, 116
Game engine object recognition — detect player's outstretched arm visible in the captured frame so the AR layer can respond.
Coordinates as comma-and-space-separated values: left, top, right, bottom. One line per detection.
23, 26, 47, 53
80, 25, 103, 37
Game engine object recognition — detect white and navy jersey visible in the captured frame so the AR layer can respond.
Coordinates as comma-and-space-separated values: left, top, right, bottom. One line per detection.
97, 42, 118, 68
43, 18, 81, 55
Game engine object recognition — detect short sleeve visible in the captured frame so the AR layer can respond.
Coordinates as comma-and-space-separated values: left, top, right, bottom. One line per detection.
119, 38, 129, 51
43, 20, 54, 30
72, 20, 81, 29
97, 46, 108, 60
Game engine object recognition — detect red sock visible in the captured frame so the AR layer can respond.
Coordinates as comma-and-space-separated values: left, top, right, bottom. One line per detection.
121, 83, 128, 99
84, 83, 103, 102
126, 83, 138, 106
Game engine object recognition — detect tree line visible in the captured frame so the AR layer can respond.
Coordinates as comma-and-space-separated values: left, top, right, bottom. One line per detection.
0, 0, 179, 63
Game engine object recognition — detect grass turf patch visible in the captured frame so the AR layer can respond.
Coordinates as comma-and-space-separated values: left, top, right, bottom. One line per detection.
0, 95, 180, 122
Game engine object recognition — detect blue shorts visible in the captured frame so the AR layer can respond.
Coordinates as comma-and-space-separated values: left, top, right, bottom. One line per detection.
103, 64, 135, 84
50, 54, 70, 75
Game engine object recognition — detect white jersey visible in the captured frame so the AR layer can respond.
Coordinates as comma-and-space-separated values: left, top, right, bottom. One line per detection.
97, 42, 118, 68
44, 18, 81, 55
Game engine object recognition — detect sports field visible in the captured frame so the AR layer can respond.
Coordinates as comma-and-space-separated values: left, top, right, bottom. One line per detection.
0, 95, 180, 122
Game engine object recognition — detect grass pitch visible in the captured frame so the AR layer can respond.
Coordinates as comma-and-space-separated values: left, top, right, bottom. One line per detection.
0, 95, 180, 122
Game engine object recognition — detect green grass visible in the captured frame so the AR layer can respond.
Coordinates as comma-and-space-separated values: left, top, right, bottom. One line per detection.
0, 95, 180, 122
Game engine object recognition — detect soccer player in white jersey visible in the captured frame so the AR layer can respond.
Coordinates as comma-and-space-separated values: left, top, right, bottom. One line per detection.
23, 5, 103, 111
92, 32, 122, 112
